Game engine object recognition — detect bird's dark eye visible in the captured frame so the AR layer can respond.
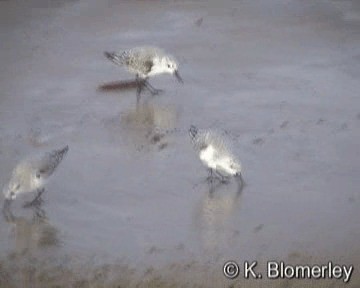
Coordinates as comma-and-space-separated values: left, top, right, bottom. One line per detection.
167, 64, 171, 68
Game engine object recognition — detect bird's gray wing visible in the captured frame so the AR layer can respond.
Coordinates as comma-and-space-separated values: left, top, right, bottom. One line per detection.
126, 52, 154, 76
143, 60, 153, 74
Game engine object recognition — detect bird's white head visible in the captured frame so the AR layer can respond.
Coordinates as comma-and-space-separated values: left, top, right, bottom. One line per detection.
3, 180, 21, 201
160, 56, 183, 83
230, 161, 242, 176
162, 56, 178, 73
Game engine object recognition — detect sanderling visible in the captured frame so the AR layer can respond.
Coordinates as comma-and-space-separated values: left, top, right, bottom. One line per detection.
3, 145, 69, 208
189, 126, 244, 186
104, 46, 183, 101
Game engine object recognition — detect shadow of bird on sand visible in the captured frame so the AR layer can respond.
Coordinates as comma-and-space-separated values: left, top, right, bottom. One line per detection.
98, 80, 138, 92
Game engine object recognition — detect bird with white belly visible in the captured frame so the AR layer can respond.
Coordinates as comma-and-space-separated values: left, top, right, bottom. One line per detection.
189, 126, 244, 187
3, 146, 69, 208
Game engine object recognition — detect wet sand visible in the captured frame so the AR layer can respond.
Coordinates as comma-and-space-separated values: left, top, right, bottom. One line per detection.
0, 0, 359, 287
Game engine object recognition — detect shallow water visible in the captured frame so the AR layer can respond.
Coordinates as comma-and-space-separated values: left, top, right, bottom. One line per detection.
0, 0, 359, 286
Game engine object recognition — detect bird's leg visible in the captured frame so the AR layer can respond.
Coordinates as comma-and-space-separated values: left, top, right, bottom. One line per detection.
2, 201, 14, 223
135, 74, 144, 104
206, 169, 214, 183
33, 206, 46, 221
143, 79, 163, 96
209, 180, 222, 196
214, 171, 229, 183
23, 188, 45, 208
206, 169, 216, 196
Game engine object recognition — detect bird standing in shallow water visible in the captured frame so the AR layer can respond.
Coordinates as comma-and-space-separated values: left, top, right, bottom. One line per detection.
3, 145, 69, 208
189, 126, 244, 188
104, 46, 183, 102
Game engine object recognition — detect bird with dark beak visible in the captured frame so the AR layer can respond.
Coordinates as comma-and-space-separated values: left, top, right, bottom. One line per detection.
189, 125, 245, 190
104, 46, 183, 102
2, 145, 69, 208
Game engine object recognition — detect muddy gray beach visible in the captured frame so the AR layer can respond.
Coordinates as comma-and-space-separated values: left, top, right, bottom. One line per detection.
0, 0, 359, 287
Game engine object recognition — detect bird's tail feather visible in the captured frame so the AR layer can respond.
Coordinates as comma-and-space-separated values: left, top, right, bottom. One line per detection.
189, 125, 198, 140
50, 145, 69, 165
57, 145, 69, 158
40, 145, 69, 176
104, 51, 124, 66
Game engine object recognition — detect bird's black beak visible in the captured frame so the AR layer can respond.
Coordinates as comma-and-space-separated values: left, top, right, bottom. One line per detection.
235, 173, 245, 193
174, 70, 184, 84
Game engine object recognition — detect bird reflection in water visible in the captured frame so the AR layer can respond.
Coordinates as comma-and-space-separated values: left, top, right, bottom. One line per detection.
121, 98, 178, 151
2, 204, 60, 255
98, 79, 138, 93
194, 180, 243, 253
